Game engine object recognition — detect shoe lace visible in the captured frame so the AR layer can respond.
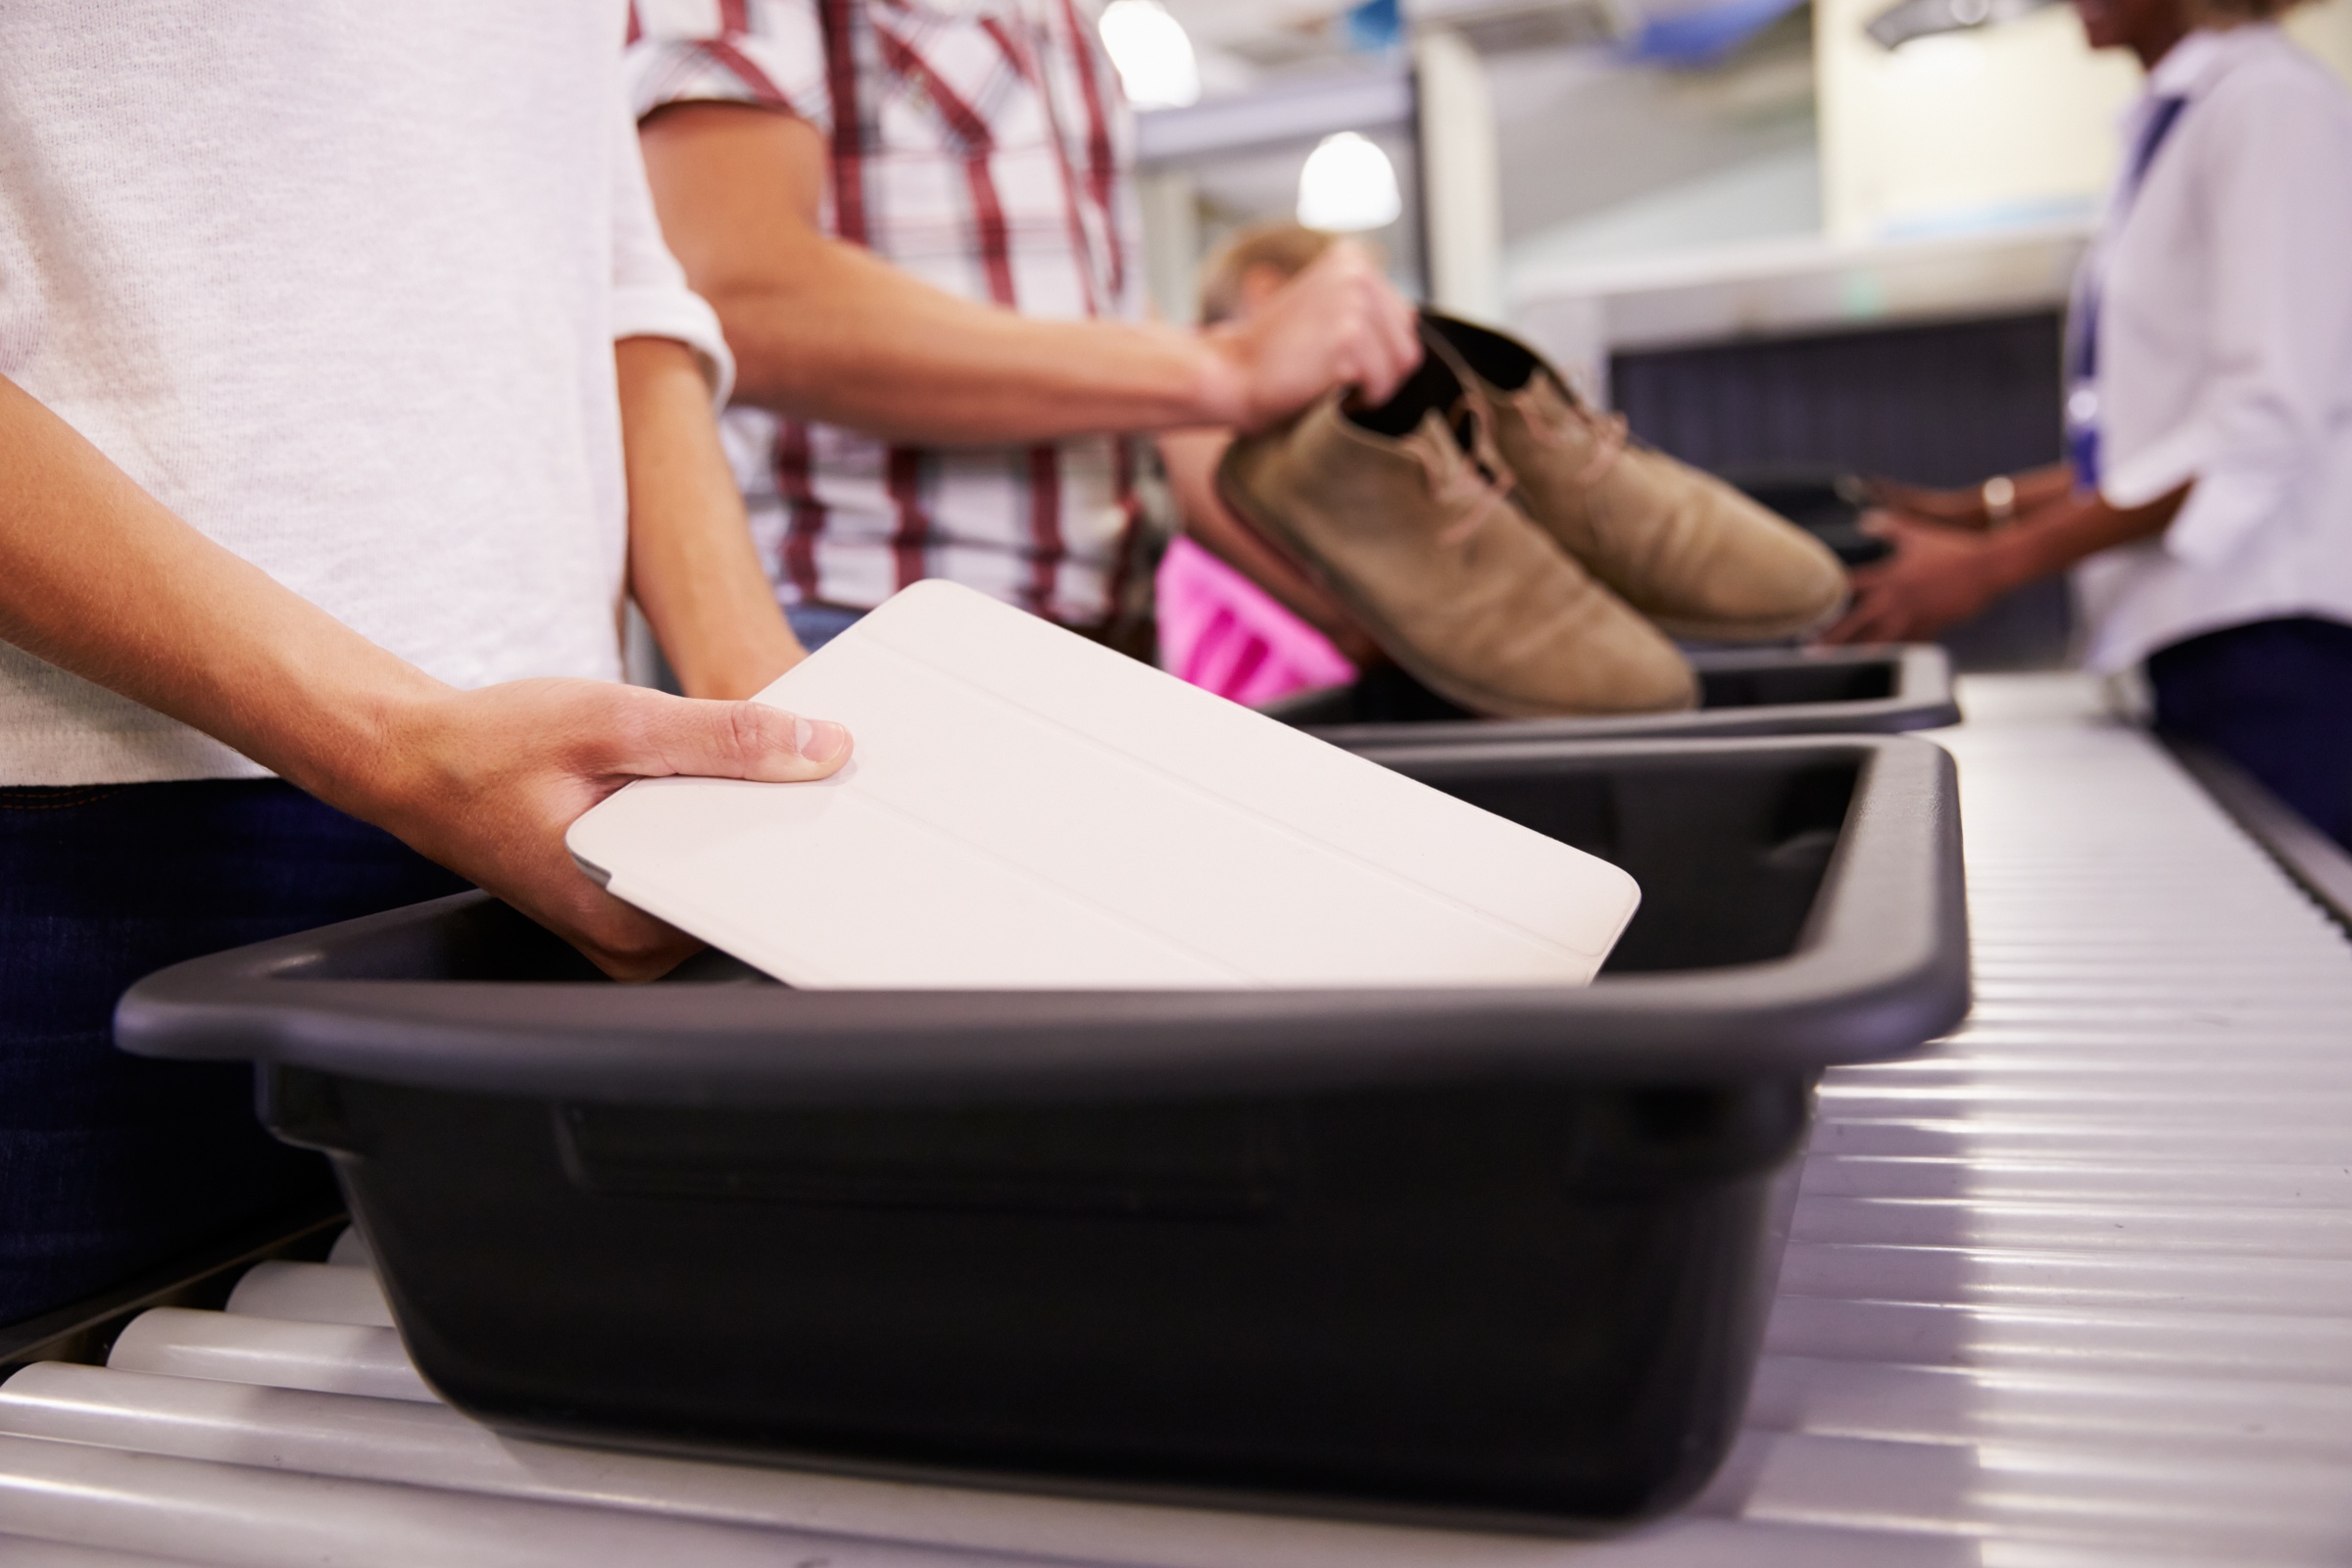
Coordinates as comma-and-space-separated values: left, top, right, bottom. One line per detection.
1415, 401, 1515, 548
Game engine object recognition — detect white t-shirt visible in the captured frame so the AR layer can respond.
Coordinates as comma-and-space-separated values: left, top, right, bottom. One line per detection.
2073, 24, 2352, 672
0, 3, 732, 784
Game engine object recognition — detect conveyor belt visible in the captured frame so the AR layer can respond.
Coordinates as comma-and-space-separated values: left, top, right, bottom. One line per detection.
4, 673, 2350, 1567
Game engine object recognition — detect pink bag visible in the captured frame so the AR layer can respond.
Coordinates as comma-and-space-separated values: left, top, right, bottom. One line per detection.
1155, 535, 1356, 707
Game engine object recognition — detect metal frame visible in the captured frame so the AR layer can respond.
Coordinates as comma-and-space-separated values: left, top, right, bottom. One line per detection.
0, 1202, 344, 1376
1262, 643, 1961, 747
2170, 739, 2352, 935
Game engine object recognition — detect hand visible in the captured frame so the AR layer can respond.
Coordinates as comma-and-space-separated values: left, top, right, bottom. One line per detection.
352, 679, 852, 982
0, 372, 850, 983
1820, 514, 2008, 645
1198, 241, 1423, 432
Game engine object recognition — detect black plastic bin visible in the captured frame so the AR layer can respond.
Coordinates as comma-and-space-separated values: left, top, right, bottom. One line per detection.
1262, 643, 1959, 750
116, 734, 1968, 1528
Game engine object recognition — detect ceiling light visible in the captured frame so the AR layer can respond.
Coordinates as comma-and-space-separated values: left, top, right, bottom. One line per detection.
1297, 132, 1402, 232
1865, 0, 2056, 49
1100, 0, 1201, 110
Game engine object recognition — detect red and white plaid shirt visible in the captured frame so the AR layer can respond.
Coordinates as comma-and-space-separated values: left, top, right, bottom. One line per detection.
627, 0, 1145, 626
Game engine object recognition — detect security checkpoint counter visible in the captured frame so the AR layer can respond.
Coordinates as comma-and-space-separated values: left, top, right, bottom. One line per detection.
3, 672, 2351, 1567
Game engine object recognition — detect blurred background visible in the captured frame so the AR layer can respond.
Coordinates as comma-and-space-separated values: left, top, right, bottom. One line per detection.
1112, 0, 2352, 667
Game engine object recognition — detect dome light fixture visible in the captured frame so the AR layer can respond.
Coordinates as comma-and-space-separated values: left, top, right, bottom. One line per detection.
1099, 0, 1201, 109
1296, 131, 1402, 233
1866, 0, 2055, 49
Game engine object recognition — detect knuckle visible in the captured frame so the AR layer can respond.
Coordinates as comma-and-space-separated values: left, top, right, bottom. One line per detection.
725, 701, 772, 761
607, 694, 665, 760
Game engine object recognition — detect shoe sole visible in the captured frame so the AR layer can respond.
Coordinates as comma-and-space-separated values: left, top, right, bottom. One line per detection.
1212, 455, 1688, 721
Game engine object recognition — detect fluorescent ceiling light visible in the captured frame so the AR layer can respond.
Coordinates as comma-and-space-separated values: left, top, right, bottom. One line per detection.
1865, 0, 2057, 49
1297, 131, 1402, 232
1100, 0, 1202, 109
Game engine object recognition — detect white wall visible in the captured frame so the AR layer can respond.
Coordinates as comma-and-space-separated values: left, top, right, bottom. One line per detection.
2285, 0, 2352, 82
1816, 0, 2134, 240
1818, 0, 2352, 242
1417, 28, 1508, 321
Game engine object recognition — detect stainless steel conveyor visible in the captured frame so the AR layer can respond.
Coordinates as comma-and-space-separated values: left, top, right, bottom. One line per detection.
3, 672, 2350, 1567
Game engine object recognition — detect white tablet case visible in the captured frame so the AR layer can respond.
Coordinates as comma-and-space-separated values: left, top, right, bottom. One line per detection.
567, 581, 1639, 989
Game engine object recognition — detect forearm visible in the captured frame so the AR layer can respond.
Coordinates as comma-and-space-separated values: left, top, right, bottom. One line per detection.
0, 375, 436, 812
617, 338, 804, 699
3, 370, 854, 979
2005, 463, 2078, 517
1981, 481, 2190, 592
1873, 462, 2076, 527
1157, 430, 1378, 662
639, 104, 1258, 444
1829, 476, 2191, 646
714, 246, 1231, 444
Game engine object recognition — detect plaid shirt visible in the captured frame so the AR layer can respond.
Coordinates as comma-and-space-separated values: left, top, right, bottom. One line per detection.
627, 0, 1145, 626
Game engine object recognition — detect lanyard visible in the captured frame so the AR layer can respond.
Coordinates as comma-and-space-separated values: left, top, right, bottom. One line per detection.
2066, 94, 2190, 489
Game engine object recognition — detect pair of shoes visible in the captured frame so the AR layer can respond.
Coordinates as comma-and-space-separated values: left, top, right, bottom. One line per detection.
1425, 316, 1848, 642
1215, 315, 1847, 719
1216, 351, 1693, 717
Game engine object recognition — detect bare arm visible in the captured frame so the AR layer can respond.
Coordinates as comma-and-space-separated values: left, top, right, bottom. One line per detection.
637, 102, 1420, 443
1156, 429, 1381, 665
618, 336, 804, 698
0, 373, 849, 979
1822, 481, 2189, 645
1861, 463, 2078, 529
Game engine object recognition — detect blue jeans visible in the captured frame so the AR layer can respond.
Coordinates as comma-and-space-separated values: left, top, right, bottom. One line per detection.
2147, 616, 2352, 851
785, 603, 865, 654
0, 780, 467, 1326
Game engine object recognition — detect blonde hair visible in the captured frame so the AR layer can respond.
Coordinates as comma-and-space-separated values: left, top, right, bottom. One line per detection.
1197, 222, 1338, 326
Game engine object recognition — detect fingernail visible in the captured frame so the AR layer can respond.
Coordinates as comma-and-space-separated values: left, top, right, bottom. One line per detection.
791, 715, 851, 763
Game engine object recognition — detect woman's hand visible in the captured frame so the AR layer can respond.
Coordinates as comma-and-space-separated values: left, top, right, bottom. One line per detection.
1823, 476, 2188, 648
1820, 513, 2010, 644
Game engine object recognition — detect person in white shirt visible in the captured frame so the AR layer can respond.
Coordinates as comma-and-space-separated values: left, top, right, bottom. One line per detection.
0, 5, 853, 1326
1825, 0, 2352, 847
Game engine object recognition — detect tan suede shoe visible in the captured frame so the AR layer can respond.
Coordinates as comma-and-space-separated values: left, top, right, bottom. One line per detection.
1215, 360, 1695, 719
1422, 314, 1848, 642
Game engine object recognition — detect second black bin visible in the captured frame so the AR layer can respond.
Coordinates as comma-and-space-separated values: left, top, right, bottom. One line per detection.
117, 734, 1968, 1528
1263, 643, 1960, 749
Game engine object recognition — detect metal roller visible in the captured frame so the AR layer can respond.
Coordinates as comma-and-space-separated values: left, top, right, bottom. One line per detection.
0, 1533, 209, 1567
0, 1433, 978, 1568
105, 1311, 432, 1404
223, 1263, 393, 1328
0, 1364, 1950, 1568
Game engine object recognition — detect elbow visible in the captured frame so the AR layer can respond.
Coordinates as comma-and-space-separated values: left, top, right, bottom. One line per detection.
693, 289, 807, 416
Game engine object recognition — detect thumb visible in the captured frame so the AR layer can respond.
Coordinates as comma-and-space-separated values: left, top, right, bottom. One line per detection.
639, 695, 854, 784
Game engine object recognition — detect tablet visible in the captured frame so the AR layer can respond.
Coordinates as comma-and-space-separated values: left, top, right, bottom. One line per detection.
566, 581, 1639, 989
